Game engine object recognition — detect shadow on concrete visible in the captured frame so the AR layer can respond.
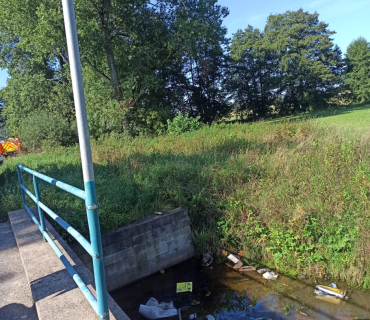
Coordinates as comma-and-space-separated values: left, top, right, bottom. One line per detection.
0, 271, 15, 283
0, 303, 37, 320
0, 222, 17, 252
29, 268, 89, 302
6, 212, 46, 249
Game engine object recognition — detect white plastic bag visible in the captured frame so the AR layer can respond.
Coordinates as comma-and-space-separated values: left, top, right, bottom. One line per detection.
262, 271, 278, 280
257, 268, 269, 274
139, 297, 178, 319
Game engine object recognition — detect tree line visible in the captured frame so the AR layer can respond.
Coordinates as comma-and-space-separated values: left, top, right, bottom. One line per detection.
0, 1, 369, 148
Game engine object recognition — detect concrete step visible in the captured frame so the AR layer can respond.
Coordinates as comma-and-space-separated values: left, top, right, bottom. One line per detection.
8, 207, 130, 320
0, 220, 38, 320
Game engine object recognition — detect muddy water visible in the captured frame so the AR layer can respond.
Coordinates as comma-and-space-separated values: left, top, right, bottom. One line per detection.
111, 259, 370, 320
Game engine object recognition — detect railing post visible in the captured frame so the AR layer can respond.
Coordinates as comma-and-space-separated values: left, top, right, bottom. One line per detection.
33, 175, 46, 241
85, 182, 109, 319
61, 0, 109, 319
16, 165, 27, 207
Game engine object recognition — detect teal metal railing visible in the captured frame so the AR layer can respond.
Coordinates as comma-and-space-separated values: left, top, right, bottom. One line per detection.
16, 164, 109, 319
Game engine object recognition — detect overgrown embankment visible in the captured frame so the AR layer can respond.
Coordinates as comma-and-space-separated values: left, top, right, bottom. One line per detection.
1, 119, 370, 287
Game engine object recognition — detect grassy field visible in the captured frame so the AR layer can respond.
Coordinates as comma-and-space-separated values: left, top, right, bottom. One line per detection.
271, 101, 370, 132
1, 102, 370, 286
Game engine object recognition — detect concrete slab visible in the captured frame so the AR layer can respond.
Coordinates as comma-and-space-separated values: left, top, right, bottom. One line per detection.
8, 207, 130, 320
0, 221, 38, 320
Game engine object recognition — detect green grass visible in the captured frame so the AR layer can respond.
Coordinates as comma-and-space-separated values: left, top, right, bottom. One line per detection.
271, 101, 370, 133
1, 102, 370, 286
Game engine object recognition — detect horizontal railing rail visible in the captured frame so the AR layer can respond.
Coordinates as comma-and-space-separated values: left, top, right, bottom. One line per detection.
16, 164, 108, 319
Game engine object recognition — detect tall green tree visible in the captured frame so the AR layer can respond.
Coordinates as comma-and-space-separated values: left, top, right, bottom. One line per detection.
230, 9, 344, 118
0, 0, 230, 138
264, 9, 344, 113
345, 37, 370, 101
230, 26, 279, 119
163, 1, 230, 123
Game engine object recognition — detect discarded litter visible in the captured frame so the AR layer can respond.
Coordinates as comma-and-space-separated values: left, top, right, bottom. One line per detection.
314, 285, 347, 299
314, 284, 347, 305
177, 282, 192, 293
191, 300, 200, 306
239, 266, 256, 272
221, 250, 229, 257
202, 252, 213, 266
228, 254, 240, 264
226, 254, 243, 270
262, 271, 278, 280
330, 283, 337, 288
178, 306, 191, 320
237, 251, 246, 257
159, 269, 165, 274
139, 297, 177, 320
314, 294, 342, 305
257, 268, 269, 274
189, 313, 197, 319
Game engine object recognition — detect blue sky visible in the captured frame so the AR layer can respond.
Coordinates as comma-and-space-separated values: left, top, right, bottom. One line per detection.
218, 0, 370, 50
0, 0, 368, 89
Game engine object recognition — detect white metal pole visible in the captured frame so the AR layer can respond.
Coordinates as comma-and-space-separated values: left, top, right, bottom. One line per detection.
61, 1, 109, 319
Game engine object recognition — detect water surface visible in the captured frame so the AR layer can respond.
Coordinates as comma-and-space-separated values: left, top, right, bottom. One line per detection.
111, 259, 370, 320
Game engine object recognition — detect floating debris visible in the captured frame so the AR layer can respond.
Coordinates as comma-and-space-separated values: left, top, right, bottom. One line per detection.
226, 254, 243, 270
237, 251, 246, 257
314, 284, 348, 305
139, 297, 177, 319
257, 268, 270, 274
177, 282, 192, 293
263, 271, 278, 280
202, 252, 213, 266
315, 285, 347, 299
239, 266, 256, 272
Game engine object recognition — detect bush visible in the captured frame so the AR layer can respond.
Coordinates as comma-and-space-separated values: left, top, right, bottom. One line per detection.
167, 113, 202, 136
18, 111, 78, 151
124, 108, 170, 137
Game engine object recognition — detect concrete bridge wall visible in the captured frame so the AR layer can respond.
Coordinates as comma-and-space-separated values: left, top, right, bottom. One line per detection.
72, 208, 195, 292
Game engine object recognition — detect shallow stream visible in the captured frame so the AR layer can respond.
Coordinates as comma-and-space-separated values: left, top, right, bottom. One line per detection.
111, 259, 370, 320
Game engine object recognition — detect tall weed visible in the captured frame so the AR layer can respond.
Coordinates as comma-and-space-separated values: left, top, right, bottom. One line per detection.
1, 119, 370, 286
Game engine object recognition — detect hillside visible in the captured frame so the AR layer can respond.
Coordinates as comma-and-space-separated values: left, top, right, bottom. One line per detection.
1, 102, 370, 286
